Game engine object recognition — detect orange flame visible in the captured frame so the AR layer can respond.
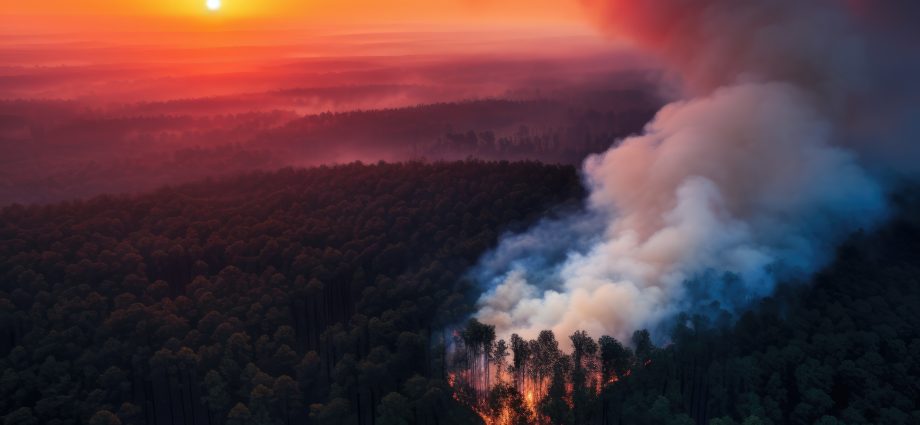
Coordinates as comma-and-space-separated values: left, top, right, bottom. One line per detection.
525, 389, 536, 411
448, 358, 656, 424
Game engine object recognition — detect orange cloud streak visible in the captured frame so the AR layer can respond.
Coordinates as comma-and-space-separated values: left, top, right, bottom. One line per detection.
2, 0, 585, 34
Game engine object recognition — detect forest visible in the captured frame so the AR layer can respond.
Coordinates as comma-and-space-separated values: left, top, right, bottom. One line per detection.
0, 161, 582, 425
448, 202, 920, 425
0, 96, 657, 206
1, 161, 918, 425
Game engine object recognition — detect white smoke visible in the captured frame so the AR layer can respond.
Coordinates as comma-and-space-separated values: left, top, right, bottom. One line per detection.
473, 0, 917, 344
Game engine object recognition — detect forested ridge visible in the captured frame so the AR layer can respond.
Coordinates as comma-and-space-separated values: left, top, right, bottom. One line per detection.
0, 97, 657, 206
1, 161, 919, 425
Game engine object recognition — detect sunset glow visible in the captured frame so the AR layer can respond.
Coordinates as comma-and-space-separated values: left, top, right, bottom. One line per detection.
0, 0, 649, 206
2, 1, 918, 425
1, 0, 587, 33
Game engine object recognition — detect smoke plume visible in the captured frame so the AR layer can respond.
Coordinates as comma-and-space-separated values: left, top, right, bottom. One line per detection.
473, 0, 919, 344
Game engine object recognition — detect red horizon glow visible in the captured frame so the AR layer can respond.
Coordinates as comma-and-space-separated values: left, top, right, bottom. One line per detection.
0, 0, 630, 105
1, 0, 587, 34
0, 0, 663, 207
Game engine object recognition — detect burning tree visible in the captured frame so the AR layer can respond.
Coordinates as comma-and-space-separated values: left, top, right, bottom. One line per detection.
448, 325, 653, 425
491, 339, 510, 384
509, 334, 530, 393
486, 383, 533, 425
531, 331, 560, 401
570, 331, 600, 423
457, 319, 497, 401
539, 355, 572, 424
598, 336, 632, 385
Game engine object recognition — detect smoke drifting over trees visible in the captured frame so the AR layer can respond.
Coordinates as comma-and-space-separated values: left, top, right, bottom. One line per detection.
0, 48, 661, 206
474, 0, 920, 344
3, 2, 919, 424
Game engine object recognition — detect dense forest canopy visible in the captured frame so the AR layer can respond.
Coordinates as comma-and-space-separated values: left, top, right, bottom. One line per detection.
0, 96, 657, 206
1, 162, 918, 425
0, 161, 583, 425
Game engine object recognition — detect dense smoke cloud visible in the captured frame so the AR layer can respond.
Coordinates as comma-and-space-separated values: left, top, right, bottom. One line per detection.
473, 0, 918, 344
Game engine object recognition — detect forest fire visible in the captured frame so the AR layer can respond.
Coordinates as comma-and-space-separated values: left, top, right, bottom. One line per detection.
524, 390, 536, 411
605, 370, 629, 386
447, 320, 654, 423
448, 372, 525, 424
1, 0, 917, 424
447, 363, 644, 424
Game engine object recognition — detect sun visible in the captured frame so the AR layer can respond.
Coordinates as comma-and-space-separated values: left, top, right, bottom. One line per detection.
206, 0, 221, 11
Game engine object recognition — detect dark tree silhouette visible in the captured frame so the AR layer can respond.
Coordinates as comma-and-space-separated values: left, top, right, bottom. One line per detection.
0, 161, 582, 425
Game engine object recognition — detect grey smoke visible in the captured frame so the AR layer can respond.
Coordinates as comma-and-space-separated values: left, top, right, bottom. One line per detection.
473, 0, 918, 345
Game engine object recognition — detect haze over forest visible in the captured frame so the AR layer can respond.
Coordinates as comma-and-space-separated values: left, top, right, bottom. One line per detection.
0, 25, 662, 205
1, 1, 919, 425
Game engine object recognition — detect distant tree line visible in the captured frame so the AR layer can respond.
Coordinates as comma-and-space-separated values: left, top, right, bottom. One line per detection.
267, 99, 657, 164
0, 98, 656, 206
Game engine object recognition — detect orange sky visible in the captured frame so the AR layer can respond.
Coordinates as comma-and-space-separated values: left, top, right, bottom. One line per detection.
2, 0, 587, 34
1, 0, 643, 104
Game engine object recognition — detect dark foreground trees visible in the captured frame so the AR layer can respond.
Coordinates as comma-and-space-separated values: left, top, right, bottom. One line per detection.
1, 159, 919, 425
0, 161, 582, 425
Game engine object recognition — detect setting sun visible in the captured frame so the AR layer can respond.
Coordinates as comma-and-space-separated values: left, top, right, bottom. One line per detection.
1, 1, 918, 425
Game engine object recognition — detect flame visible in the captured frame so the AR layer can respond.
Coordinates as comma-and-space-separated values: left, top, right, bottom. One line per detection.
448, 372, 459, 399
447, 371, 544, 424
525, 389, 536, 411
446, 358, 656, 423
447, 370, 501, 424
446, 338, 657, 425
